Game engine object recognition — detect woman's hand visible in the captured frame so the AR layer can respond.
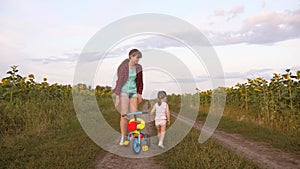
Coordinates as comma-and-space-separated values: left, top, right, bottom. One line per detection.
167, 119, 170, 125
115, 95, 120, 108
137, 94, 142, 104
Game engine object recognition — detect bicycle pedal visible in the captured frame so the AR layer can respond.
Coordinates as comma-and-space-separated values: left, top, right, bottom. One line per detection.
123, 140, 129, 145
142, 145, 149, 151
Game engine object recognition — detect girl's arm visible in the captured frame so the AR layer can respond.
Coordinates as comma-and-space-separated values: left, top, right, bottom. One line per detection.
150, 104, 156, 121
166, 104, 171, 125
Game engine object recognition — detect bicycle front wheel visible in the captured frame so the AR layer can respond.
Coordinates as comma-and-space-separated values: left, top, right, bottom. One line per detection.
131, 138, 141, 154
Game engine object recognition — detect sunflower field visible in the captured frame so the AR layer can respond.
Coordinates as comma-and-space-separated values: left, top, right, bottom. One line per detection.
224, 69, 300, 133
169, 69, 300, 134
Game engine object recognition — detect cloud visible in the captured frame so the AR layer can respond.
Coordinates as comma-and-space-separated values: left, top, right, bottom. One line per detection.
214, 6, 245, 21
214, 10, 225, 16
261, 0, 266, 8
29, 46, 130, 64
244, 68, 273, 79
29, 50, 80, 64
202, 68, 272, 81
69, 7, 300, 53
113, 32, 216, 51
150, 77, 207, 84
33, 8, 300, 58
106, 7, 295, 48
115, 8, 300, 48
133, 35, 183, 49
227, 6, 245, 21
150, 68, 274, 85
27, 8, 300, 64
46, 25, 97, 37
209, 68, 273, 80
209, 9, 300, 45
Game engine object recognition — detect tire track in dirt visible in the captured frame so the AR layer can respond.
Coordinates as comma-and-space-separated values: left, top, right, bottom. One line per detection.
172, 112, 300, 169
94, 103, 165, 169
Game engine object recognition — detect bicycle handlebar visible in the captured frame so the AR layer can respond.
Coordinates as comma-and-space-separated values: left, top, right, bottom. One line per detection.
121, 111, 148, 117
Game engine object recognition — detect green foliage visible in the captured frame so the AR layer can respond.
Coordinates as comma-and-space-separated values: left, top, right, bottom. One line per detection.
0, 66, 111, 168
0, 66, 73, 136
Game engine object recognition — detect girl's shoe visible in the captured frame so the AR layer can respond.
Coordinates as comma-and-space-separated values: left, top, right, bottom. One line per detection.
158, 143, 165, 148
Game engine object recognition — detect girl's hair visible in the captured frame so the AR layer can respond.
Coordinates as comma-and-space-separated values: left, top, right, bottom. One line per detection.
129, 49, 142, 59
157, 91, 167, 106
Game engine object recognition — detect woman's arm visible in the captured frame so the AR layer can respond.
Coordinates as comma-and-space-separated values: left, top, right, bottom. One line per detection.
113, 66, 124, 96
113, 59, 128, 96
136, 64, 143, 104
137, 94, 142, 104
115, 95, 120, 108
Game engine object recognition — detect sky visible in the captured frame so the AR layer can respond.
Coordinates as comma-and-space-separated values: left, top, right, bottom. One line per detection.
1, 0, 300, 97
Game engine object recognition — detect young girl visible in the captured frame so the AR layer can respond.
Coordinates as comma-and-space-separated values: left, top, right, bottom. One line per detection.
150, 91, 170, 148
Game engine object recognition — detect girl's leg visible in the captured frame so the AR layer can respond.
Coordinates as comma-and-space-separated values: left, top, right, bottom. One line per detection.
120, 95, 129, 144
159, 125, 166, 147
156, 125, 161, 144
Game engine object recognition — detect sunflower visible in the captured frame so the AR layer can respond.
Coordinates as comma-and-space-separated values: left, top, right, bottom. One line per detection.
273, 73, 280, 79
28, 74, 35, 79
254, 88, 262, 92
255, 77, 263, 83
1, 78, 8, 84
21, 77, 26, 83
226, 87, 232, 92
283, 74, 290, 80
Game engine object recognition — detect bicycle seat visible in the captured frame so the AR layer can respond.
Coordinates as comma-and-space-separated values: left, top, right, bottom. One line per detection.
129, 118, 145, 130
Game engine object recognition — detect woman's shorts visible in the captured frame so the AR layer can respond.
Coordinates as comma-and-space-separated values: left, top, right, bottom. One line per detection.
120, 92, 138, 99
155, 119, 167, 126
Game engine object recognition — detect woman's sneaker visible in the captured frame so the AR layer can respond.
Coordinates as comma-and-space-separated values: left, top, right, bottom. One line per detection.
119, 136, 124, 145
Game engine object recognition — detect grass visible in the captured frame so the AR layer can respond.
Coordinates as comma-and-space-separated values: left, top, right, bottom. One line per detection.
0, 104, 103, 169
0, 92, 118, 169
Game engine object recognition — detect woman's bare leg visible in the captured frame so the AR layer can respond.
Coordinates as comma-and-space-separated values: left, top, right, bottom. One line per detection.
129, 97, 137, 120
120, 96, 129, 139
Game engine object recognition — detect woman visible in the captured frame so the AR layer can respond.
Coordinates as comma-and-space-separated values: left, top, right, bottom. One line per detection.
113, 49, 143, 145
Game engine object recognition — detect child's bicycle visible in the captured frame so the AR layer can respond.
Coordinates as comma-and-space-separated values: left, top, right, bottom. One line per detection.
122, 111, 150, 154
